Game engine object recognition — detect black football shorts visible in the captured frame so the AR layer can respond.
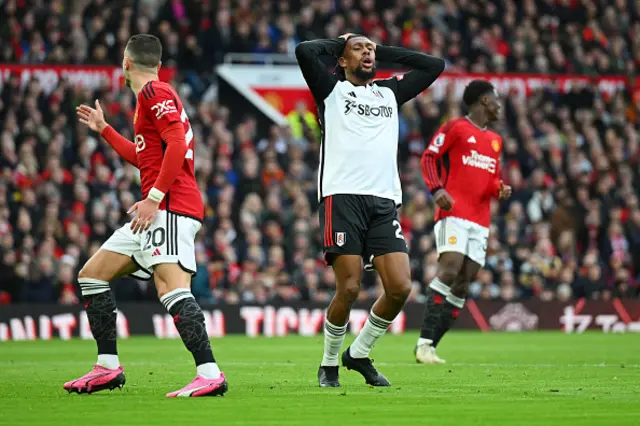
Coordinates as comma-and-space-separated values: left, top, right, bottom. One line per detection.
318, 194, 408, 266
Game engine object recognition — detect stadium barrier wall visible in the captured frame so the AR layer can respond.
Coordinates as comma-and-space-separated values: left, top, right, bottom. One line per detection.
1, 300, 639, 341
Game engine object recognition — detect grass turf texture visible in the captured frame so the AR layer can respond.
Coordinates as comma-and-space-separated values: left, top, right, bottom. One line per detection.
1, 333, 639, 426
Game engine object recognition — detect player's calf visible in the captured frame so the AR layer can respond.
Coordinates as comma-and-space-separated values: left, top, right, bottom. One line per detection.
432, 287, 467, 348
63, 251, 135, 394
417, 252, 463, 351
155, 264, 227, 397
319, 255, 361, 387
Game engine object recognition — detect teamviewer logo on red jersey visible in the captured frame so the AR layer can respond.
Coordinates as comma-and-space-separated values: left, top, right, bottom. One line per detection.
151, 100, 178, 119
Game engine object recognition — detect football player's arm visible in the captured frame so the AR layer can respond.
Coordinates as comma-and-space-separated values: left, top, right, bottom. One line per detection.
295, 39, 344, 103
100, 126, 139, 167
491, 156, 502, 198
145, 86, 188, 203
421, 125, 457, 195
375, 46, 445, 105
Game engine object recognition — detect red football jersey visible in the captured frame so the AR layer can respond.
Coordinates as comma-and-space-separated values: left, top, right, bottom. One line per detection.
133, 81, 203, 220
421, 117, 502, 227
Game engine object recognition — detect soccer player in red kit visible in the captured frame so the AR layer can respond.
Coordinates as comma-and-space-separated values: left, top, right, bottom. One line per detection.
64, 34, 228, 397
415, 80, 512, 364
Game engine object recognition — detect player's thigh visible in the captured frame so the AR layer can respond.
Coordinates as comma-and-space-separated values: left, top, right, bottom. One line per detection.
80, 224, 144, 281
434, 218, 469, 277
331, 254, 363, 301
372, 251, 411, 298
154, 263, 192, 296
363, 198, 408, 268
79, 249, 138, 282
141, 211, 201, 296
460, 256, 482, 292
319, 194, 367, 265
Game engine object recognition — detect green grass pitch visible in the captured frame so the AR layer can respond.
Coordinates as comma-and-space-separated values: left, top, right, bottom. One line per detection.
2, 332, 640, 426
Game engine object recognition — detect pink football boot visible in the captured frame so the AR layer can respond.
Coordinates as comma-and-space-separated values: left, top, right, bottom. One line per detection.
166, 373, 228, 398
64, 365, 125, 394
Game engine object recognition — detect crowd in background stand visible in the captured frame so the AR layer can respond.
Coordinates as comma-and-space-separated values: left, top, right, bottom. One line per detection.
0, 0, 639, 304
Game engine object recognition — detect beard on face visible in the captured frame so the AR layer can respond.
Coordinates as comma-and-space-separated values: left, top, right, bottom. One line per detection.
354, 65, 376, 81
125, 78, 132, 88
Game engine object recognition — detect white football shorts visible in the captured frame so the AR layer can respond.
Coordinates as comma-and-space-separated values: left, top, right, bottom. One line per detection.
101, 210, 201, 280
434, 216, 489, 266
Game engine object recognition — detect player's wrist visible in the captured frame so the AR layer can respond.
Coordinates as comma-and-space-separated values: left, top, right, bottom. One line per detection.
98, 123, 110, 135
147, 187, 165, 203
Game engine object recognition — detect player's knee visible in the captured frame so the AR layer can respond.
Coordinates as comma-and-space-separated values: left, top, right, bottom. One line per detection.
385, 278, 412, 305
77, 264, 96, 281
437, 268, 459, 287
450, 282, 468, 299
336, 278, 360, 304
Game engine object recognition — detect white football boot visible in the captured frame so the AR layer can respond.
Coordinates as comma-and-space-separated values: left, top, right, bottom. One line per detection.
415, 344, 446, 364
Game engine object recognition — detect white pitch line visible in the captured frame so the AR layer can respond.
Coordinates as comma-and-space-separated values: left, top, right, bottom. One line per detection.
1, 361, 639, 368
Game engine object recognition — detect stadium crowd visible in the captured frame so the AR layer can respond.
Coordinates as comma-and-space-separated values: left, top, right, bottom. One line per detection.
0, 0, 639, 305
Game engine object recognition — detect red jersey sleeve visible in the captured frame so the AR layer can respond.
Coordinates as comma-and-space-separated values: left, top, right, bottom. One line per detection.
140, 82, 188, 202
490, 137, 503, 198
100, 125, 139, 167
421, 120, 460, 193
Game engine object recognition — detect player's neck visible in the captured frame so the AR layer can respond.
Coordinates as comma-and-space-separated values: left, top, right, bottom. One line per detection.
346, 75, 371, 87
130, 73, 159, 96
466, 112, 488, 130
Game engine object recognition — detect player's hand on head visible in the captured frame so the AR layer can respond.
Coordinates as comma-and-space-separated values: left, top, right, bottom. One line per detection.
498, 181, 512, 200
339, 33, 354, 40
127, 198, 160, 234
434, 189, 454, 211
76, 100, 107, 134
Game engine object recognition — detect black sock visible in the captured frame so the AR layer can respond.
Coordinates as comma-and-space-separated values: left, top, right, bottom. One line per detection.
419, 278, 450, 343
80, 279, 117, 355
434, 293, 465, 347
160, 289, 215, 366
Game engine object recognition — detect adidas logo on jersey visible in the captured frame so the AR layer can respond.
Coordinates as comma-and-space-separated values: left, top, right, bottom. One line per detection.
348, 91, 357, 98
467, 136, 476, 143
152, 248, 161, 257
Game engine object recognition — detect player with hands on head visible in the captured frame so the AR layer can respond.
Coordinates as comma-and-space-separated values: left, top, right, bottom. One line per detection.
296, 33, 445, 387
65, 34, 228, 398
416, 80, 512, 364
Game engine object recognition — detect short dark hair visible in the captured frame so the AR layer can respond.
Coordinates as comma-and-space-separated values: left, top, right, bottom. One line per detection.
462, 80, 495, 108
334, 34, 368, 80
125, 34, 162, 68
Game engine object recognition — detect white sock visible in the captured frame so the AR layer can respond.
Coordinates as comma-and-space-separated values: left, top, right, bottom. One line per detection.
417, 337, 433, 347
78, 278, 110, 296
350, 311, 392, 359
97, 354, 120, 370
197, 362, 221, 379
321, 319, 348, 366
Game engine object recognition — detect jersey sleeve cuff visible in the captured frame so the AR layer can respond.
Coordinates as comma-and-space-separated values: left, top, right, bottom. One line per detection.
147, 187, 165, 203
430, 186, 443, 196
100, 125, 113, 138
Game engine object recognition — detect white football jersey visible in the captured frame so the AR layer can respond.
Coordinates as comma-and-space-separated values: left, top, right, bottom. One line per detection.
318, 80, 401, 204
295, 39, 445, 206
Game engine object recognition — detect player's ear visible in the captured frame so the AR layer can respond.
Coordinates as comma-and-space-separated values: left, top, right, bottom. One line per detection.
338, 56, 347, 68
